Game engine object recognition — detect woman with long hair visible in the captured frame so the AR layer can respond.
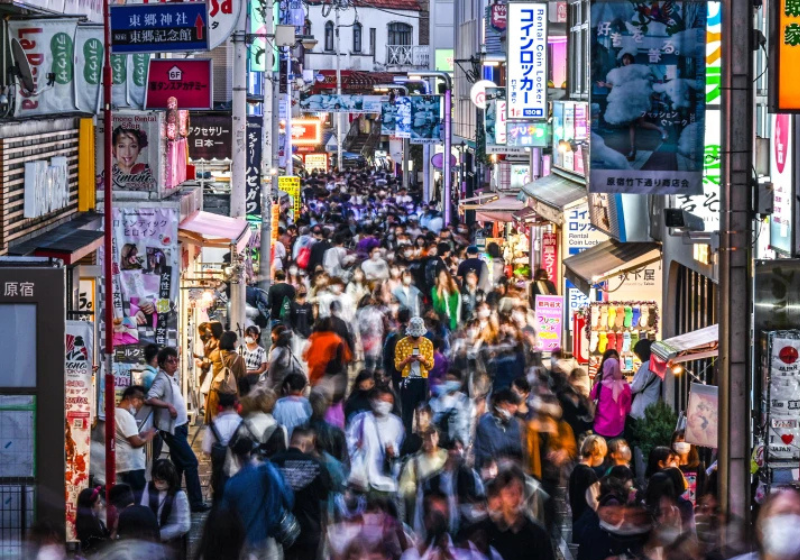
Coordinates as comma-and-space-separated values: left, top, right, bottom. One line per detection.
431, 269, 461, 331
140, 459, 190, 550
75, 486, 109, 555
205, 330, 246, 424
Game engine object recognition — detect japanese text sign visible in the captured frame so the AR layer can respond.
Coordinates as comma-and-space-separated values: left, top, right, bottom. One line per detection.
245, 116, 262, 217
507, 2, 548, 120
188, 112, 232, 160
304, 153, 328, 173
145, 59, 212, 109
280, 119, 322, 146
541, 232, 559, 283
110, 3, 209, 54
507, 121, 551, 147
279, 176, 302, 216
770, 0, 800, 111
535, 295, 563, 351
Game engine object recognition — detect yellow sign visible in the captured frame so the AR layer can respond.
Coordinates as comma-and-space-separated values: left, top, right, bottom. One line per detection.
773, 0, 800, 111
304, 153, 328, 173
278, 176, 301, 217
271, 203, 280, 242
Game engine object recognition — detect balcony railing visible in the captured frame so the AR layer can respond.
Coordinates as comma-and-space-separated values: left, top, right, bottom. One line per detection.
386, 45, 430, 68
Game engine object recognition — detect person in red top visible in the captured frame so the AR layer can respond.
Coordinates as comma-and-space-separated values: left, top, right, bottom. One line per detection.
303, 317, 352, 385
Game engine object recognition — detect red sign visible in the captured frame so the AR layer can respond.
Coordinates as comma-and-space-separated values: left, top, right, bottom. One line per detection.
541, 232, 559, 283
145, 59, 213, 110
279, 119, 322, 146
490, 1, 507, 30
556, 2, 567, 22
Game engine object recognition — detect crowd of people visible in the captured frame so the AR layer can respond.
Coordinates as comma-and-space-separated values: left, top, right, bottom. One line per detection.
44, 167, 765, 560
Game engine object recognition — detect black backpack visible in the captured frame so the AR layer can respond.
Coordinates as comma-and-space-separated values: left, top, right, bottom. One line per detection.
434, 407, 458, 449
208, 420, 245, 500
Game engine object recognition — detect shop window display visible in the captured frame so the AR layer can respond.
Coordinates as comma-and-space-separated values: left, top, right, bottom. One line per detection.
585, 301, 659, 376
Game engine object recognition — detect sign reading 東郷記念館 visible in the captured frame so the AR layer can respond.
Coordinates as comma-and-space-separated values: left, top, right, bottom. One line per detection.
506, 2, 548, 120
110, 3, 210, 54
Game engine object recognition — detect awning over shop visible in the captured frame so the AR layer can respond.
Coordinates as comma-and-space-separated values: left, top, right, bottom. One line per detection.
519, 170, 587, 225
512, 208, 544, 225
8, 212, 104, 265
471, 195, 526, 222
179, 211, 251, 253
563, 239, 661, 295
650, 324, 718, 377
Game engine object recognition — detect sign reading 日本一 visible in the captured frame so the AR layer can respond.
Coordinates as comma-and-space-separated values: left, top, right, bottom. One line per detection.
506, 2, 548, 120
589, 0, 706, 195
110, 3, 210, 54
535, 295, 563, 351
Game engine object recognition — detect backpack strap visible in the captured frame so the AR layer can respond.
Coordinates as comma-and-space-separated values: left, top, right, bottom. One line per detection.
208, 420, 224, 444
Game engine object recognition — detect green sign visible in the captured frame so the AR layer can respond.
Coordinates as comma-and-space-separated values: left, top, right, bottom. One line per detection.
435, 49, 454, 73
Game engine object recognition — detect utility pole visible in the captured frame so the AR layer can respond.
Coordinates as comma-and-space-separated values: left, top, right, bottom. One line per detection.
285, 44, 294, 175
335, 1, 344, 170
229, 4, 248, 334
259, 0, 275, 291
718, 0, 753, 526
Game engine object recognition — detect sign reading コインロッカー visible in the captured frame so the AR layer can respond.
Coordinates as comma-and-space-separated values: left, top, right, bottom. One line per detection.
506, 2, 548, 120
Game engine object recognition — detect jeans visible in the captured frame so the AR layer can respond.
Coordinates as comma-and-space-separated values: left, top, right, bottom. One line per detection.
162, 423, 204, 508
399, 377, 428, 434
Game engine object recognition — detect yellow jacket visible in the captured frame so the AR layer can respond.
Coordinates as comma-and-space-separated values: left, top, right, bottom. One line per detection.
394, 336, 434, 378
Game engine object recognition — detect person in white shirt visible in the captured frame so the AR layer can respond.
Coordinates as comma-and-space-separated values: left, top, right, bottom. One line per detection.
361, 247, 390, 282
393, 270, 424, 317
346, 386, 405, 493
323, 234, 349, 279
116, 385, 156, 497
629, 339, 661, 420
140, 459, 191, 546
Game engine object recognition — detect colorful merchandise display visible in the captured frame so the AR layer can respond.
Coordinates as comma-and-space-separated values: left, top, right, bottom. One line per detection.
585, 301, 660, 376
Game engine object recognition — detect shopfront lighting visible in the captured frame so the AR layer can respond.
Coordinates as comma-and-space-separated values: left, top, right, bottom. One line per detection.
201, 290, 215, 307
671, 364, 684, 375
558, 140, 572, 153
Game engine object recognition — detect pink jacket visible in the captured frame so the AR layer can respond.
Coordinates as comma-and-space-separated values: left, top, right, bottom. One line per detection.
590, 380, 632, 438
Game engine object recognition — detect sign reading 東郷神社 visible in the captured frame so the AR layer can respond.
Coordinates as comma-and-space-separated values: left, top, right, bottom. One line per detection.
110, 3, 209, 54
506, 2, 548, 120
145, 59, 213, 110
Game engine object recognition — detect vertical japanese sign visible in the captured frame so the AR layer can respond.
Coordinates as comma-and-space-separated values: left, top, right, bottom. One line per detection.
534, 294, 564, 351
279, 176, 302, 217
770, 0, 800, 111
246, 116, 263, 217
128, 53, 150, 109
770, 114, 794, 254
485, 88, 507, 145
107, 207, 179, 358
589, 0, 706, 195
541, 232, 559, 282
8, 18, 79, 117
65, 320, 93, 542
410, 95, 442, 145
506, 2, 548, 120
74, 25, 103, 114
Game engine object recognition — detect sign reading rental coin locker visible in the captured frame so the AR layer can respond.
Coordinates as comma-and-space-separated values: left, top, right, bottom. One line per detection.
770, 0, 800, 111
506, 2, 548, 120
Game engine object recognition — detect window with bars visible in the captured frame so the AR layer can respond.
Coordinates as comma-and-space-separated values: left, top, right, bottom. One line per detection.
388, 22, 413, 46
353, 23, 362, 53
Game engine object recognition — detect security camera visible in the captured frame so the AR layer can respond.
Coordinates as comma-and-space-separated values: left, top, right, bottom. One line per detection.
664, 208, 705, 232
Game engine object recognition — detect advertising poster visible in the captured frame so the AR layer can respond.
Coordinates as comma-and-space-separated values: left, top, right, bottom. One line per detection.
8, 18, 80, 117
506, 2, 548, 119
684, 383, 718, 448
410, 95, 442, 145
766, 334, 800, 460
507, 121, 550, 147
381, 101, 397, 136
74, 25, 103, 114
485, 88, 507, 145
395, 96, 412, 139
107, 207, 179, 358
534, 294, 563, 351
246, 116, 263, 217
65, 321, 93, 542
188, 112, 233, 160
590, 0, 706, 195
770, 114, 793, 254
299, 93, 384, 113
304, 153, 328, 173
128, 53, 149, 109
97, 362, 134, 421
279, 176, 302, 217
95, 111, 164, 192
486, 0, 508, 55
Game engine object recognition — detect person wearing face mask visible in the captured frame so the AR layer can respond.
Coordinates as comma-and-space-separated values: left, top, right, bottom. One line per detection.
569, 435, 608, 536
460, 270, 485, 320
362, 247, 390, 282
115, 385, 157, 497
140, 459, 191, 549
669, 429, 705, 507
750, 488, 800, 560
394, 317, 435, 434
429, 370, 473, 449
347, 267, 370, 305
243, 325, 268, 388
457, 245, 491, 293
393, 270, 423, 318
473, 389, 523, 472
346, 386, 405, 493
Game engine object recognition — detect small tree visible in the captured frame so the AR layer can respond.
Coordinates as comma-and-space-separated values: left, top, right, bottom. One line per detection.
628, 400, 678, 459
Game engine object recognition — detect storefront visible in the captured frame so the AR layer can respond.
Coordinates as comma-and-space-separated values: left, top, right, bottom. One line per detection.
563, 240, 663, 376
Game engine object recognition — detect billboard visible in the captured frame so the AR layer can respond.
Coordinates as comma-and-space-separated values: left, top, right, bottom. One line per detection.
506, 2, 548, 120
507, 121, 550, 147
381, 101, 397, 136
485, 88, 507, 145
188, 112, 232, 160
299, 93, 384, 113
145, 59, 213, 110
770, 114, 793, 255
769, 0, 800, 111
395, 96, 412, 139
410, 95, 442, 145
589, 0, 707, 195
95, 111, 165, 193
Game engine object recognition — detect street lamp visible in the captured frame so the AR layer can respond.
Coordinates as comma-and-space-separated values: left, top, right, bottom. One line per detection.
408, 71, 453, 225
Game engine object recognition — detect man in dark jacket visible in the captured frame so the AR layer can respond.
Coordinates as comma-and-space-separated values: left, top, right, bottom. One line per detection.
307, 226, 331, 273
473, 389, 523, 471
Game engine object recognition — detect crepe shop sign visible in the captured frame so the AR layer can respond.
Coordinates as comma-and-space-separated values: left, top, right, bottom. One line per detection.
534, 295, 563, 351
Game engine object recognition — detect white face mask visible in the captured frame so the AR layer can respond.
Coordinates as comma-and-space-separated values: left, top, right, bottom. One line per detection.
372, 253, 381, 261
128, 405, 138, 416
371, 400, 393, 416
331, 286, 343, 295
513, 311, 526, 325
403, 276, 412, 286
478, 309, 490, 319
762, 514, 800, 559
673, 442, 692, 455
289, 267, 298, 275
245, 337, 255, 345
495, 407, 512, 421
